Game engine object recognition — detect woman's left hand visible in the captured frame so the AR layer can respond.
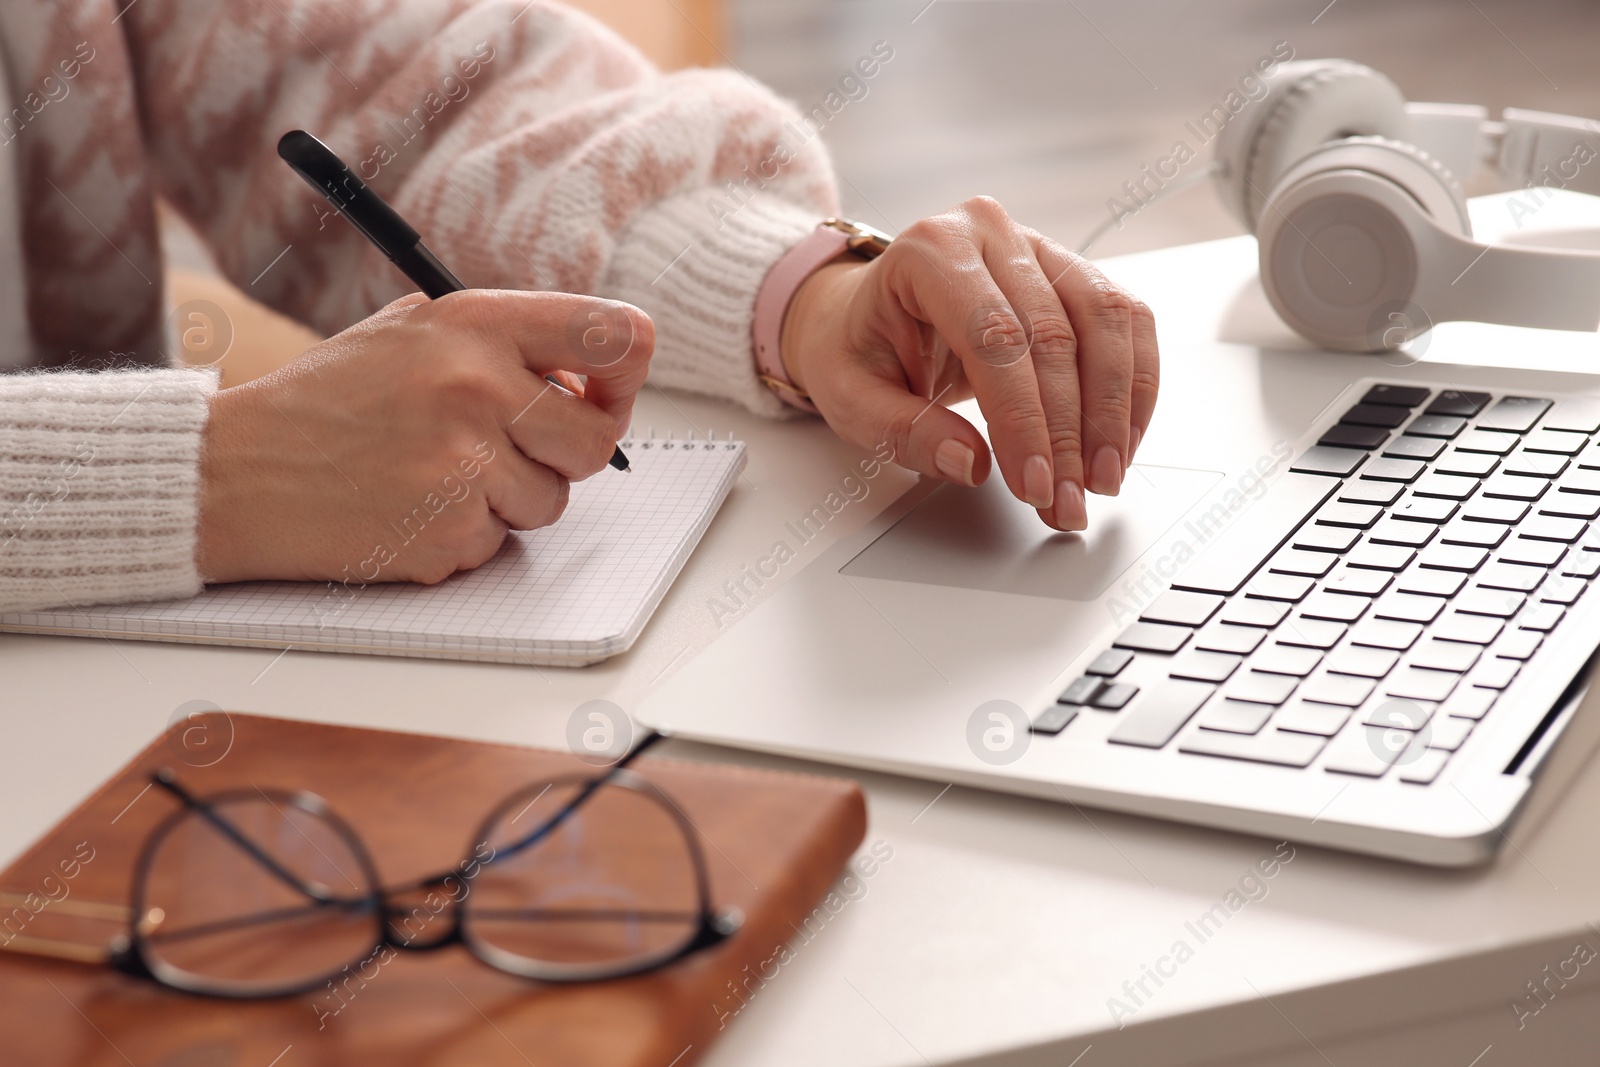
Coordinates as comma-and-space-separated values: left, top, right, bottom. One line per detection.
780, 197, 1159, 532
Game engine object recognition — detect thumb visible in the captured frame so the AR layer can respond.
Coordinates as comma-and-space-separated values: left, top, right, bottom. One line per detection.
834, 374, 992, 488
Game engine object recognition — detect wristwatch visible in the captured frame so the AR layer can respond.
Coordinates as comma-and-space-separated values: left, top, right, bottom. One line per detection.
753, 217, 893, 413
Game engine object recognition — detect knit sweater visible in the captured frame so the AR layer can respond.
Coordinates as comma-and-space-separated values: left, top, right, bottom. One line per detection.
0, 0, 838, 614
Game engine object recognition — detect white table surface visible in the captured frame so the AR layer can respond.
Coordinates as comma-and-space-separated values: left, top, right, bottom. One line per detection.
10, 191, 1600, 1066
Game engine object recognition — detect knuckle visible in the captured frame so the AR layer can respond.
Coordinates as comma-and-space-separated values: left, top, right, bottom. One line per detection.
1025, 310, 1077, 359
539, 475, 572, 528
960, 195, 1006, 222
1087, 285, 1134, 330
876, 411, 916, 469
966, 305, 1030, 367
1132, 364, 1161, 399
1048, 423, 1086, 464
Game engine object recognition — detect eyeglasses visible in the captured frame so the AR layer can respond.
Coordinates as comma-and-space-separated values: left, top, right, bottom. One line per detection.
0, 733, 740, 998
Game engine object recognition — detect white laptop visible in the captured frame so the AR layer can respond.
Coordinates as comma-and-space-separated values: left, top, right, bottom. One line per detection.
639, 371, 1600, 867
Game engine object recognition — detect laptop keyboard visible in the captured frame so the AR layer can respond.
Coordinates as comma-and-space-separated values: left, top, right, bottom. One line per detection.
1034, 383, 1600, 784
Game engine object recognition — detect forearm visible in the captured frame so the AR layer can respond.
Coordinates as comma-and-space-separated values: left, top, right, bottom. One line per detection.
0, 369, 215, 614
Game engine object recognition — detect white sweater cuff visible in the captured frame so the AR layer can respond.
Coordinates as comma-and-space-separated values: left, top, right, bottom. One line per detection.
0, 368, 217, 614
599, 192, 824, 419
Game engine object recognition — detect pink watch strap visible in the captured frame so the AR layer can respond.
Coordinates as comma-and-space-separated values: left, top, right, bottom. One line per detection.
752, 224, 852, 415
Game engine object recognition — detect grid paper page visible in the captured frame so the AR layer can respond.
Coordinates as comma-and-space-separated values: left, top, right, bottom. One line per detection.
1, 438, 746, 667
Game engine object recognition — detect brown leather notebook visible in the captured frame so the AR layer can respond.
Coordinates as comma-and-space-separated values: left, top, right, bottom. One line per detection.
0, 713, 866, 1066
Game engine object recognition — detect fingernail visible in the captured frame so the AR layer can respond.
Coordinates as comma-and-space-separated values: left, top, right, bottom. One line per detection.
1129, 426, 1143, 462
1054, 479, 1087, 531
935, 439, 977, 486
1023, 453, 1054, 509
1090, 445, 1124, 496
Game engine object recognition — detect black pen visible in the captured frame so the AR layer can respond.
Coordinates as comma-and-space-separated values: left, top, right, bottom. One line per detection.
276, 129, 631, 473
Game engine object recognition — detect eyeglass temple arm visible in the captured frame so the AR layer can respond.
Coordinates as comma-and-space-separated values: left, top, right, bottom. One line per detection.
0, 890, 130, 965
392, 731, 669, 894
151, 772, 363, 906
488, 731, 666, 867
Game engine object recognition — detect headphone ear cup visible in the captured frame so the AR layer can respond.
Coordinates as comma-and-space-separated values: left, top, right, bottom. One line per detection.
1216, 59, 1410, 230
1256, 138, 1467, 351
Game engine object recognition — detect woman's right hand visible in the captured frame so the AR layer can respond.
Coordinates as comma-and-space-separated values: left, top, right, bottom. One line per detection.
196, 290, 653, 585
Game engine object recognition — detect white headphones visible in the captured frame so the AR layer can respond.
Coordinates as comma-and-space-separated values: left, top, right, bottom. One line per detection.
1215, 59, 1600, 351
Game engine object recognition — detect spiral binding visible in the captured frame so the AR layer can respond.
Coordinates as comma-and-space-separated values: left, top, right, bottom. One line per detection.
621, 427, 742, 451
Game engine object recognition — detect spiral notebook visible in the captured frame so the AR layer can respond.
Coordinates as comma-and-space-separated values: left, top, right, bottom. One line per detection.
0, 434, 746, 667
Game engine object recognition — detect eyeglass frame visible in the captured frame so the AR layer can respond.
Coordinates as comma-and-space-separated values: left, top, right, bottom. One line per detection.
0, 731, 742, 999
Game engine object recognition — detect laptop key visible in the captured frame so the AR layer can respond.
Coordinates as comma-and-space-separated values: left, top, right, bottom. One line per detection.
1502, 452, 1569, 479
1384, 435, 1446, 461
1363, 457, 1426, 483
1315, 502, 1383, 528
1141, 589, 1225, 627
1392, 496, 1459, 524
1325, 645, 1400, 677
1225, 671, 1300, 706
1482, 473, 1550, 501
1196, 698, 1276, 734
1340, 403, 1410, 428
1539, 575, 1586, 606
1468, 658, 1520, 690
1454, 588, 1525, 618
1523, 429, 1590, 454
1497, 538, 1565, 568
1220, 599, 1289, 627
1541, 399, 1600, 434
1431, 612, 1503, 645
1441, 687, 1497, 720
1363, 384, 1432, 408
1319, 423, 1390, 450
1560, 547, 1600, 578
1388, 668, 1465, 700
1086, 648, 1135, 677
1476, 561, 1545, 592
1179, 728, 1327, 767
1560, 469, 1600, 494
1462, 497, 1529, 523
1408, 638, 1481, 673
1092, 683, 1139, 711
1171, 473, 1337, 595
1275, 619, 1347, 649
1338, 479, 1405, 505
1275, 700, 1352, 736
1350, 618, 1424, 650
1169, 649, 1244, 683
1194, 622, 1267, 655
1290, 446, 1366, 477
1518, 603, 1566, 632
1107, 680, 1216, 748
1516, 515, 1586, 542
1403, 415, 1466, 439
1032, 703, 1078, 735
1059, 676, 1106, 705
1425, 390, 1491, 417
1301, 673, 1376, 707
1113, 622, 1192, 654
1293, 525, 1360, 552
1300, 591, 1370, 623
1494, 629, 1543, 660
1373, 592, 1445, 624
1455, 429, 1520, 455
1365, 697, 1437, 730
1245, 573, 1316, 602
1418, 544, 1489, 571
1411, 473, 1480, 500
1438, 519, 1508, 549
1250, 644, 1323, 677
1324, 565, 1392, 597
1476, 396, 1552, 433
1540, 492, 1600, 520
1322, 725, 1407, 778
1426, 717, 1475, 753
1369, 518, 1436, 547
1398, 748, 1452, 785
1396, 568, 1465, 596
1433, 450, 1498, 478
1346, 543, 1416, 570
1268, 548, 1338, 578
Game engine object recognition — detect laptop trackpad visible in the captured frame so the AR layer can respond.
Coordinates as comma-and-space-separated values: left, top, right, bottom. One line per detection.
840, 463, 1222, 601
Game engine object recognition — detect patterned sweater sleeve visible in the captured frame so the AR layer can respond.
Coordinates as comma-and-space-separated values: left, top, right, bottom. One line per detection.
0, 369, 216, 613
124, 0, 841, 417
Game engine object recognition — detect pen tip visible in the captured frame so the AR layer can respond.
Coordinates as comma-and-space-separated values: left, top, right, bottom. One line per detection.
623, 465, 633, 473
